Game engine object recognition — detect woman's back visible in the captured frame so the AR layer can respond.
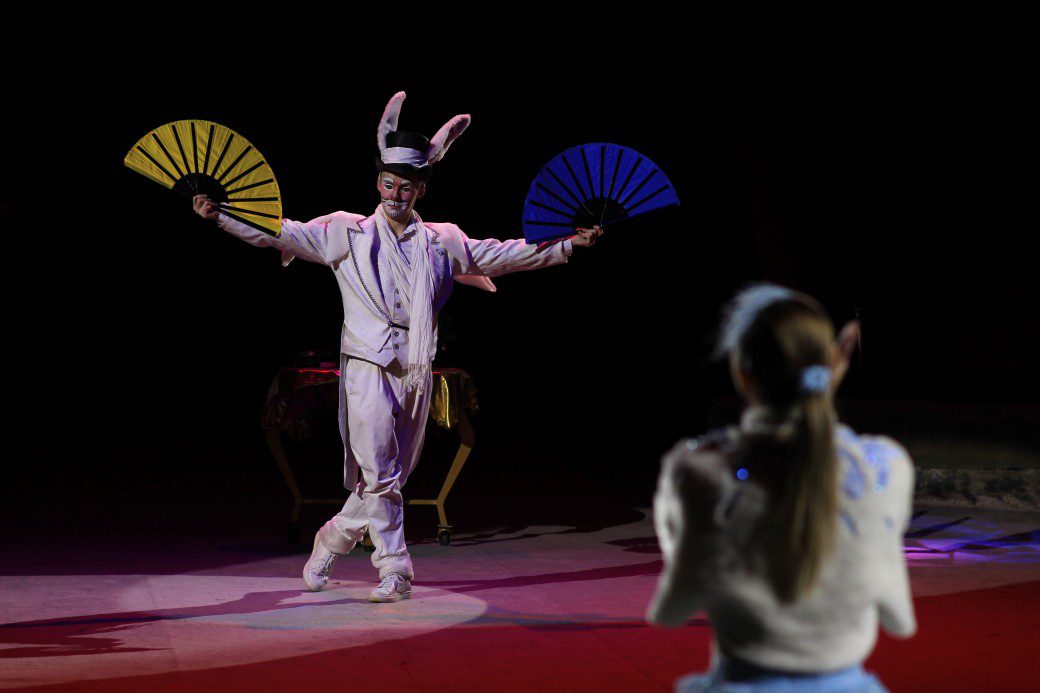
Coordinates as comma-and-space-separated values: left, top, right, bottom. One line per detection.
647, 409, 916, 673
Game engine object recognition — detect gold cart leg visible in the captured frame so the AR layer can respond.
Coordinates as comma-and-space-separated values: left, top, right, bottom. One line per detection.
406, 410, 475, 543
435, 411, 475, 528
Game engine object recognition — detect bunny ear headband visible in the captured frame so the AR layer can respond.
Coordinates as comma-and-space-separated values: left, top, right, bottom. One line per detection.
375, 91, 471, 182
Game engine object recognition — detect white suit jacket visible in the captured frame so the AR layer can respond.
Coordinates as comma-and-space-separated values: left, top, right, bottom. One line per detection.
216, 211, 571, 367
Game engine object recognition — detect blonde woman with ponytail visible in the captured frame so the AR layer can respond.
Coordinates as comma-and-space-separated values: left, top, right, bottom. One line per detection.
648, 285, 916, 692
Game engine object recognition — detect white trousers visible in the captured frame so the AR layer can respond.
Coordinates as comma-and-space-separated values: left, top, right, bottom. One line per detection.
318, 357, 431, 579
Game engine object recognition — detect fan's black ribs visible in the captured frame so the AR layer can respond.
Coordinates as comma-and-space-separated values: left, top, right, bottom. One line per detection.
596, 145, 607, 225
136, 146, 179, 184
170, 125, 193, 193
191, 122, 199, 177
579, 148, 595, 204
210, 134, 236, 187
528, 199, 575, 219
226, 178, 275, 195
619, 168, 658, 208
203, 124, 215, 175
218, 205, 279, 220
561, 154, 589, 202
559, 156, 597, 223
535, 183, 579, 215
607, 151, 623, 200
216, 146, 253, 184
524, 219, 579, 227
221, 210, 279, 237
626, 184, 670, 215
598, 146, 605, 199
615, 158, 640, 214
546, 168, 586, 210
615, 159, 640, 204
152, 133, 184, 179
223, 160, 266, 188
227, 196, 279, 203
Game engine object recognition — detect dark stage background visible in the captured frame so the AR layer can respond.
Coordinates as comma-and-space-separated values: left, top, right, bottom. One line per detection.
3, 4, 1037, 537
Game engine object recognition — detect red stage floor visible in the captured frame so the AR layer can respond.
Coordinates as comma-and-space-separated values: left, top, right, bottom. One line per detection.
1, 505, 1038, 691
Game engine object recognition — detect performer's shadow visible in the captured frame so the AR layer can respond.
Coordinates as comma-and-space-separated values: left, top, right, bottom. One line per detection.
0, 589, 364, 659
419, 505, 650, 548
419, 558, 663, 594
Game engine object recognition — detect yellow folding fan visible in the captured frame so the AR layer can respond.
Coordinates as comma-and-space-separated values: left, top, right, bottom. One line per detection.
124, 120, 282, 236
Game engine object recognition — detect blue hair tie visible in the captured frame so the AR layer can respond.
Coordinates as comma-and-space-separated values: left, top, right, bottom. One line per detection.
799, 365, 831, 395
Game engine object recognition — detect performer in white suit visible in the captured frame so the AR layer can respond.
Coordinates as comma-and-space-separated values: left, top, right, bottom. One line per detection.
193, 92, 602, 602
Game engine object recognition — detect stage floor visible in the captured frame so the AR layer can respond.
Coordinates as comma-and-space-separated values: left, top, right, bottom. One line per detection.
2, 505, 1038, 691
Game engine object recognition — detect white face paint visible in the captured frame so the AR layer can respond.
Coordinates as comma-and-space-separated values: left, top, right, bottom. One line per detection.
378, 174, 419, 220
382, 198, 409, 218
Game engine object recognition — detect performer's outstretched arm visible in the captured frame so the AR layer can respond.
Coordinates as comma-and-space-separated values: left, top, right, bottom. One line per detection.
192, 194, 351, 269
448, 225, 603, 278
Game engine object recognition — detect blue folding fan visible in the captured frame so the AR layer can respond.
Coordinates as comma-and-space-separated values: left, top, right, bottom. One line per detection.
522, 143, 680, 244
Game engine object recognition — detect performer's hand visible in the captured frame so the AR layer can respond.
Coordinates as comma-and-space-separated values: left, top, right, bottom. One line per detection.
570, 225, 604, 248
192, 194, 221, 221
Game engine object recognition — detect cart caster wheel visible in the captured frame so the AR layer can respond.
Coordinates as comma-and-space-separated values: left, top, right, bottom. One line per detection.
438, 530, 451, 546
286, 524, 301, 544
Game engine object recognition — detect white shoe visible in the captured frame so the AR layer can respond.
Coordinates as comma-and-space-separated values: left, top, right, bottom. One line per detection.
368, 573, 412, 603
302, 533, 339, 592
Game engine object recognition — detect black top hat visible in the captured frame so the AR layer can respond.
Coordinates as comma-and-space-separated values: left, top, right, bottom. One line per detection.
376, 92, 471, 183
376, 130, 434, 181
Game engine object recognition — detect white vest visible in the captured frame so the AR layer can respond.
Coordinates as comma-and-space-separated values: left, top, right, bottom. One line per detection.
323, 213, 495, 367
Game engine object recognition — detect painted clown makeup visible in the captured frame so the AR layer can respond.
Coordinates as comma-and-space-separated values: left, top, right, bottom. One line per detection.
378, 174, 421, 220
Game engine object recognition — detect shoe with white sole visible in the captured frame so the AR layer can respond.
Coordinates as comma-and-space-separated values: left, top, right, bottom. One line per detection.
302, 533, 339, 592
368, 573, 412, 603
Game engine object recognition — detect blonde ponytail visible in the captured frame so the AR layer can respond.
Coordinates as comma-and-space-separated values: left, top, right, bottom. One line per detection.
735, 297, 837, 601
773, 393, 836, 601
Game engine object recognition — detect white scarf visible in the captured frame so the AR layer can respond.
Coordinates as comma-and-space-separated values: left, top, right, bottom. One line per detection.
373, 206, 436, 393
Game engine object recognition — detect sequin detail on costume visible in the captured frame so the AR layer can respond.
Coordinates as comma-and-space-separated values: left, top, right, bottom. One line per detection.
863, 440, 892, 494
840, 448, 866, 500
841, 512, 859, 535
